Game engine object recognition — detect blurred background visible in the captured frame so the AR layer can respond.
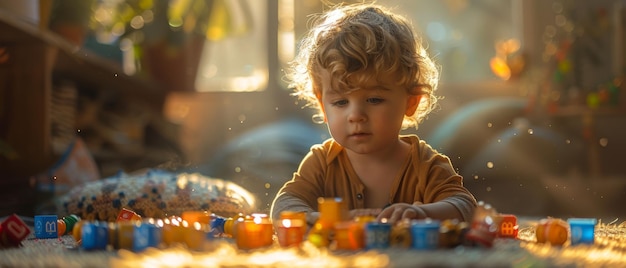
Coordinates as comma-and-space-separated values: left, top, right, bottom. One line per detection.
1, 0, 624, 219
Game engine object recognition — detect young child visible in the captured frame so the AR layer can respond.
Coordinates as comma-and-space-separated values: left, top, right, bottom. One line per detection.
271, 4, 477, 225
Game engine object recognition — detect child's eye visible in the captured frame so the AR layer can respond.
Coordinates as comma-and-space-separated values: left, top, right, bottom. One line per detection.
332, 99, 348, 106
367, 98, 384, 104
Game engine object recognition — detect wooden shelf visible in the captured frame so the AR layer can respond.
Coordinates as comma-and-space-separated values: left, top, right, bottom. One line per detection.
0, 9, 173, 177
0, 8, 166, 110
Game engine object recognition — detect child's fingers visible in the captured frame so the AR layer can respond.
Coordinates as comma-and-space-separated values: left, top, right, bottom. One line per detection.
350, 208, 381, 218
378, 204, 427, 224
377, 204, 410, 223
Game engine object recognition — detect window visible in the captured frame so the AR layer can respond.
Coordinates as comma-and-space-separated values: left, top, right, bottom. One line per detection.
195, 0, 268, 92
87, 0, 269, 92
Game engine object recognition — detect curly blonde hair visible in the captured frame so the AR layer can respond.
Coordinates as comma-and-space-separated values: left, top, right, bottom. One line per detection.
287, 3, 440, 129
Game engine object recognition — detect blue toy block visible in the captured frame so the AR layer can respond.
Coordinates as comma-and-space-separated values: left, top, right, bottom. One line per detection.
411, 219, 440, 250
82, 221, 108, 250
133, 223, 149, 252
365, 222, 391, 249
34, 215, 58, 239
568, 218, 597, 245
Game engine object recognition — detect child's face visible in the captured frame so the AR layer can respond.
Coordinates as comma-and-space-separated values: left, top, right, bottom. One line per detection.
318, 69, 419, 154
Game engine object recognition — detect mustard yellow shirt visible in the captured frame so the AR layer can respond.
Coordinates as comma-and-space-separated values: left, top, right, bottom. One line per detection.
272, 135, 477, 221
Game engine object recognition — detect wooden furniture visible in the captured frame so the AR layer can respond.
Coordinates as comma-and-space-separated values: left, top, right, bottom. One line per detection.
0, 8, 180, 216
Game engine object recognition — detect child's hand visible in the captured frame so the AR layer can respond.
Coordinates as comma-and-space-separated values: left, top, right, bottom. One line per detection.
349, 208, 382, 219
376, 202, 427, 224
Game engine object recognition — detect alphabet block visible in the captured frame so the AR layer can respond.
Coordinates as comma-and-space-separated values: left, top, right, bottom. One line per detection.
0, 214, 31, 247
496, 214, 518, 238
34, 215, 58, 239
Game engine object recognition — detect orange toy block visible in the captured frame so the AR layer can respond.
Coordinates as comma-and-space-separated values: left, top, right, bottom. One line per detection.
497, 214, 518, 238
117, 208, 142, 222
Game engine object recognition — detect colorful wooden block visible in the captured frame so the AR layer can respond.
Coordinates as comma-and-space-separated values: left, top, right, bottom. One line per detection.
411, 219, 440, 250
365, 222, 391, 249
465, 202, 498, 248
182, 220, 208, 250
568, 218, 597, 245
210, 216, 227, 237
439, 219, 469, 248
161, 218, 183, 246
333, 221, 364, 250
117, 208, 142, 222
318, 197, 348, 227
56, 219, 66, 237
536, 218, 568, 246
34, 215, 58, 239
496, 214, 518, 238
60, 215, 80, 235
224, 214, 246, 238
181, 211, 212, 224
277, 219, 305, 248
279, 211, 308, 233
236, 215, 273, 250
0, 214, 31, 247
389, 220, 412, 248
72, 220, 85, 242
133, 222, 151, 252
81, 222, 108, 250
107, 222, 118, 249
143, 219, 162, 248
307, 222, 332, 247
117, 222, 135, 250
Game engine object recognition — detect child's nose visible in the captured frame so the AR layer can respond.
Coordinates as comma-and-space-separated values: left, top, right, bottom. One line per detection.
347, 105, 367, 122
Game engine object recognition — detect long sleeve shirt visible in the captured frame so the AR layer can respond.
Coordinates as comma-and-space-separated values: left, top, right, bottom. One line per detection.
271, 135, 477, 222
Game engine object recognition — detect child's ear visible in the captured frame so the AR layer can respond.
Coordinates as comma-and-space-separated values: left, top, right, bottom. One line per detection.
405, 94, 423, 117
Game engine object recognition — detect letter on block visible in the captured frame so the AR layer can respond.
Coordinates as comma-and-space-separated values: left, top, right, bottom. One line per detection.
497, 214, 518, 238
0, 214, 32, 247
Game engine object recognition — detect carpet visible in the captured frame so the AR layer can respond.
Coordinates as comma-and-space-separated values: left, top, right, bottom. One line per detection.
1, 216, 625, 267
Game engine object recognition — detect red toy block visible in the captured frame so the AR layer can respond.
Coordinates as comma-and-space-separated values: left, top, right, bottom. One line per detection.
497, 214, 518, 238
0, 214, 31, 247
117, 208, 142, 222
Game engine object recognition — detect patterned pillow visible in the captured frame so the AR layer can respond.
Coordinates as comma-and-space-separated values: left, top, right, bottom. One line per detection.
56, 169, 257, 221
